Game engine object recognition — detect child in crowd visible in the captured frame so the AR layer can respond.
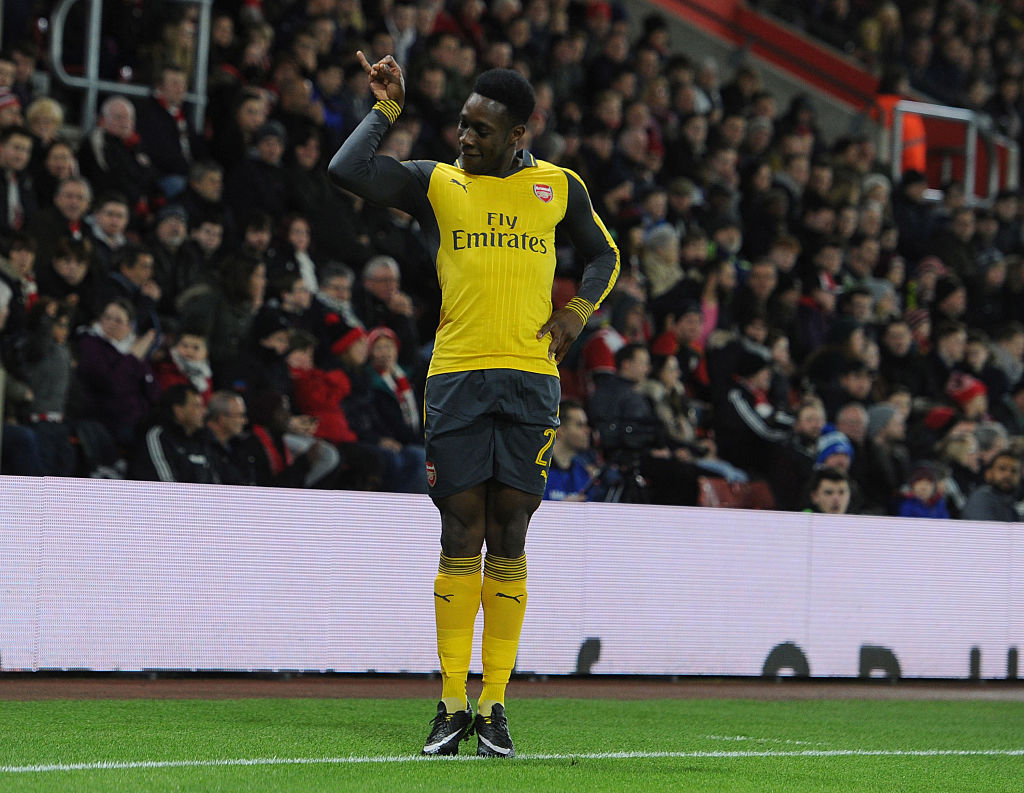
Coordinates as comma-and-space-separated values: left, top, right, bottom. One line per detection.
898, 466, 950, 519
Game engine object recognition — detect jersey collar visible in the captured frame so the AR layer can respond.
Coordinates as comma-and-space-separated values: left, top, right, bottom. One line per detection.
454, 149, 538, 175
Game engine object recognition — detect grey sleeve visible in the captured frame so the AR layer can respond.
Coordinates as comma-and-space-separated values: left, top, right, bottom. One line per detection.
561, 171, 619, 308
327, 108, 425, 214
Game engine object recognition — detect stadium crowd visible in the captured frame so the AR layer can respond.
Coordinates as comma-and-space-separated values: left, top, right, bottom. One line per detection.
2, 0, 1024, 520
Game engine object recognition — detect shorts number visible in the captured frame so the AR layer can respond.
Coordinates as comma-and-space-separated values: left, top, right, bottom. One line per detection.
535, 428, 557, 480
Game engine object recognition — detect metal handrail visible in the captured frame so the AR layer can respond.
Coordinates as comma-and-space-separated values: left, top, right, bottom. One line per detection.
891, 99, 1019, 203
49, 0, 212, 133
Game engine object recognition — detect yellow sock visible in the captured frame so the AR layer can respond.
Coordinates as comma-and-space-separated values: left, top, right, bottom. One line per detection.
479, 554, 527, 715
434, 553, 482, 712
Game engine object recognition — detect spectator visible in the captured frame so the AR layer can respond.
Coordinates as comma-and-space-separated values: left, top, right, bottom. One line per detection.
134, 64, 201, 198
28, 175, 94, 272
861, 402, 912, 514
946, 372, 989, 422
246, 389, 338, 488
74, 297, 159, 447
988, 321, 1024, 389
366, 326, 426, 493
179, 159, 234, 242
994, 379, 1024, 436
960, 451, 1021, 522
772, 397, 827, 511
926, 321, 968, 400
23, 98, 64, 170
897, 465, 949, 519
589, 342, 698, 505
638, 351, 698, 448
31, 140, 78, 210
147, 203, 202, 318
209, 87, 269, 175
35, 237, 99, 331
153, 330, 213, 403
86, 191, 131, 273
77, 96, 159, 224
178, 252, 266, 379
713, 344, 794, 480
224, 120, 289, 226
0, 125, 36, 250
286, 329, 384, 491
95, 244, 162, 336
934, 428, 982, 518
18, 299, 75, 475
218, 306, 294, 398
0, 231, 37, 336
203, 389, 256, 485
0, 87, 23, 129
268, 213, 319, 293
878, 318, 931, 397
544, 399, 602, 502
353, 255, 419, 373
282, 123, 372, 267
130, 383, 219, 483
804, 466, 852, 514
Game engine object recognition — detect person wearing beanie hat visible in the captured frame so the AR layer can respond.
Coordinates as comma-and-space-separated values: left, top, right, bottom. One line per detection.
861, 401, 912, 514
224, 118, 288, 231
815, 430, 854, 468
866, 403, 897, 440
216, 307, 294, 397
946, 371, 988, 419
252, 119, 288, 147
0, 88, 23, 127
155, 203, 188, 226
329, 52, 621, 756
327, 319, 368, 361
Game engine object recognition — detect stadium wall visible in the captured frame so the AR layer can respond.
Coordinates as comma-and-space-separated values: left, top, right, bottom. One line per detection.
1, 476, 1020, 679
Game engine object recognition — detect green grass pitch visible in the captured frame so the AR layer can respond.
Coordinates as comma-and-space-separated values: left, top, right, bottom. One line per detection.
1, 697, 1022, 792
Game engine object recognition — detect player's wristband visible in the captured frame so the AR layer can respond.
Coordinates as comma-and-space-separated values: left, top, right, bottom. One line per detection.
565, 296, 596, 325
373, 100, 402, 124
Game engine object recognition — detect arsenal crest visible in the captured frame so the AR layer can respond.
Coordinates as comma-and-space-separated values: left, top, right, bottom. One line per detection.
533, 184, 553, 203
426, 461, 437, 487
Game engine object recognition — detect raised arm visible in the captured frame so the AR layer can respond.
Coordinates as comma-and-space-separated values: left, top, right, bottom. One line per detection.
537, 169, 620, 363
327, 52, 418, 210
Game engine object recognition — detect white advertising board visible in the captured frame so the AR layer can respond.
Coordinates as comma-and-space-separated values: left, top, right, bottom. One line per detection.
1, 476, 1020, 678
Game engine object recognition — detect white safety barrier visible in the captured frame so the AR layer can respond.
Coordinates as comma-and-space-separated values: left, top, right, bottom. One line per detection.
1, 476, 1020, 678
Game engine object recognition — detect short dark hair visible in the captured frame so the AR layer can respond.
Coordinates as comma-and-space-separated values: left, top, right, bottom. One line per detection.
0, 125, 32, 144
159, 383, 201, 425
614, 342, 647, 370
472, 68, 536, 126
809, 466, 848, 490
113, 243, 152, 272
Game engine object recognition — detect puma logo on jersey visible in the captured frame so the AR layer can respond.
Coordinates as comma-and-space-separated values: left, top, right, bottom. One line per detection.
434, 592, 454, 602
496, 592, 523, 603
450, 178, 469, 193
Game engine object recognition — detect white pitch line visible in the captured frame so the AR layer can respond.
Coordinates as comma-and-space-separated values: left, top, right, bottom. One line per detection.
2, 749, 1024, 774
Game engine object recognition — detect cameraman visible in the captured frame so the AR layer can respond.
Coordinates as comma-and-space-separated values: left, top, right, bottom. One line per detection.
589, 343, 698, 505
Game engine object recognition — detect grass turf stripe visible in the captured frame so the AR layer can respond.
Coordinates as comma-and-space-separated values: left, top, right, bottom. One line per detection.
3, 748, 1024, 773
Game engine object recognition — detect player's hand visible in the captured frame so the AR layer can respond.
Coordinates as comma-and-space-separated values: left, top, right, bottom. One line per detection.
537, 307, 584, 365
356, 51, 405, 107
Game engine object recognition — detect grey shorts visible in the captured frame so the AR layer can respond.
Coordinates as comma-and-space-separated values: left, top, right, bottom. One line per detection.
423, 369, 561, 499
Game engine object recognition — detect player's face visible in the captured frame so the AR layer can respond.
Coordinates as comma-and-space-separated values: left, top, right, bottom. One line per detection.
457, 93, 524, 176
